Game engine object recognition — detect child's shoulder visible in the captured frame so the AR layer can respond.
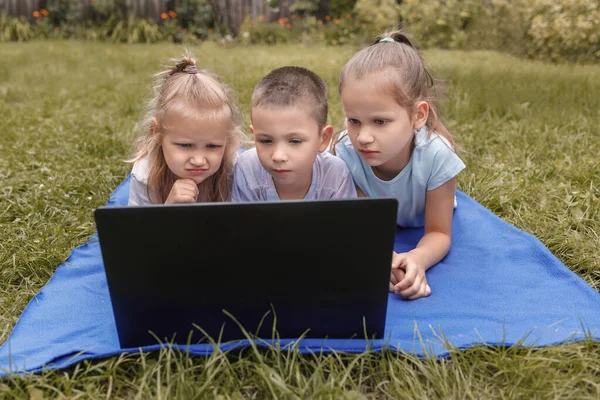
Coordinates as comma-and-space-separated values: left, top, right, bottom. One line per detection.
236, 146, 259, 165
318, 149, 350, 168
333, 132, 358, 160
131, 155, 150, 184
414, 127, 454, 153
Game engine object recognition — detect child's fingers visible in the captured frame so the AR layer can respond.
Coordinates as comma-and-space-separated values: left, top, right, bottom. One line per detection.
394, 265, 417, 291
391, 252, 406, 269
404, 281, 431, 300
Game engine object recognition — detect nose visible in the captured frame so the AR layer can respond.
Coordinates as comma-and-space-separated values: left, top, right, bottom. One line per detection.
272, 145, 288, 163
356, 127, 374, 146
190, 152, 207, 167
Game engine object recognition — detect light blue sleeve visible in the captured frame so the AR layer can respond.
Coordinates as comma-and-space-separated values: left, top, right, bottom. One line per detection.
427, 144, 466, 191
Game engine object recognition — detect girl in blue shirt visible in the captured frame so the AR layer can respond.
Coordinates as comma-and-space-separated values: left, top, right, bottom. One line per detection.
332, 30, 466, 300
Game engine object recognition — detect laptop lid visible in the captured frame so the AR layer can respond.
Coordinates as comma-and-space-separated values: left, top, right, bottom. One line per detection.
94, 198, 398, 348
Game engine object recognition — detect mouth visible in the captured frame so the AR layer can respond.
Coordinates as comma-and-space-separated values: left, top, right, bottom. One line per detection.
359, 149, 378, 156
272, 169, 291, 174
186, 169, 208, 175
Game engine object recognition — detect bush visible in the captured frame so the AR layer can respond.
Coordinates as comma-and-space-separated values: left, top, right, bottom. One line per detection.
238, 16, 298, 45
323, 15, 359, 46
110, 17, 163, 44
399, 0, 483, 49
527, 0, 600, 63
173, 0, 215, 40
353, 0, 401, 40
0, 13, 34, 42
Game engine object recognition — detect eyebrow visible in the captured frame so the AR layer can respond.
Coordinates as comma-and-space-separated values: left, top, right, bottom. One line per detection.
255, 132, 311, 138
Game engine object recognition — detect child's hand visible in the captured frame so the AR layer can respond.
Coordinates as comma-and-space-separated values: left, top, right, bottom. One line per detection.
165, 179, 199, 204
390, 251, 431, 300
389, 267, 405, 292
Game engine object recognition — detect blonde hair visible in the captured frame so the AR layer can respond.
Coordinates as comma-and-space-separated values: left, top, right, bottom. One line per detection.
129, 53, 245, 203
332, 29, 456, 153
252, 66, 328, 129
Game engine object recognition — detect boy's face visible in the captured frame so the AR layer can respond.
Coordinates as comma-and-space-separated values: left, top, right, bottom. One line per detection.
251, 105, 332, 199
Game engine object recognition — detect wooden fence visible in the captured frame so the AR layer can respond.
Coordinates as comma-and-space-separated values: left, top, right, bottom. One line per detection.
0, 0, 169, 20
0, 0, 315, 34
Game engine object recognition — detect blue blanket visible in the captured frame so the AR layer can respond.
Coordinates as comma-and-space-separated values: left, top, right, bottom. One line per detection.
1, 175, 599, 376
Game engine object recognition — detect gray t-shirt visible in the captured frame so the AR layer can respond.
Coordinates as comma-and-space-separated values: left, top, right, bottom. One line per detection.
232, 148, 357, 201
335, 127, 465, 227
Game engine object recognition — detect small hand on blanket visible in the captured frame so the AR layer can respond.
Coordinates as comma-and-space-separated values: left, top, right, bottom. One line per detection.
390, 251, 432, 300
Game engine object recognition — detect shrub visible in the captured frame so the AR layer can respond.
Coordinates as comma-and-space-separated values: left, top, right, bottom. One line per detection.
399, 0, 483, 49
353, 0, 401, 40
173, 0, 215, 40
0, 13, 34, 42
527, 0, 600, 63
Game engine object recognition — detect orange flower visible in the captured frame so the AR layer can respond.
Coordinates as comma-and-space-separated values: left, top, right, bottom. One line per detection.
325, 15, 330, 21
345, 14, 351, 19
33, 11, 40, 18
53, 26, 59, 31
334, 19, 341, 24
160, 12, 168, 19
182, 28, 187, 33
290, 14, 296, 19
286, 24, 291, 29
40, 9, 48, 16
168, 10, 176, 18
208, 28, 213, 33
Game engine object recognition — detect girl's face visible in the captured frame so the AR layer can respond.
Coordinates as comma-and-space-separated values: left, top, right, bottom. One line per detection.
158, 108, 231, 184
341, 74, 424, 181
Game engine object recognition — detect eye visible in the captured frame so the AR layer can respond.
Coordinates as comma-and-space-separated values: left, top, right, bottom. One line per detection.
374, 119, 387, 126
206, 143, 222, 149
347, 118, 360, 125
176, 143, 192, 148
257, 139, 272, 145
289, 139, 302, 145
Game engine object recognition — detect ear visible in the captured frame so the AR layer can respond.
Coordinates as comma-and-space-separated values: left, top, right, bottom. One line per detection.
318, 125, 334, 152
413, 101, 429, 130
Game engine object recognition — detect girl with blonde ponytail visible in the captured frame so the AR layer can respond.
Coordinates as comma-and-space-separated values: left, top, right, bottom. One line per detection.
128, 53, 245, 205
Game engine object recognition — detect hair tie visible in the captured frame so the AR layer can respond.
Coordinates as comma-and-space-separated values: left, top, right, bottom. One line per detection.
184, 65, 199, 74
378, 37, 395, 43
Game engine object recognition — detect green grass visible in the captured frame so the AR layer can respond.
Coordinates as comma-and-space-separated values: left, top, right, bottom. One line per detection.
1, 41, 599, 398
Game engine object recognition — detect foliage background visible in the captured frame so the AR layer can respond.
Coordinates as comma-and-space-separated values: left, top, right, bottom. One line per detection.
1, 0, 599, 63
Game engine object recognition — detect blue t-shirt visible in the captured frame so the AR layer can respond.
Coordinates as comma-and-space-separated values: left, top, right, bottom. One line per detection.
334, 127, 465, 227
232, 148, 357, 201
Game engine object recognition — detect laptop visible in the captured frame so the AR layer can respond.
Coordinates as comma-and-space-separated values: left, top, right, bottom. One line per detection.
94, 198, 398, 348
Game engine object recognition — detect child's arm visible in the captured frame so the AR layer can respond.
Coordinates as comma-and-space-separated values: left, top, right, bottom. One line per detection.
392, 177, 456, 300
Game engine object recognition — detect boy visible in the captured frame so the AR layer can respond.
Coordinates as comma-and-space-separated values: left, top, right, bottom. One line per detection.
232, 66, 357, 201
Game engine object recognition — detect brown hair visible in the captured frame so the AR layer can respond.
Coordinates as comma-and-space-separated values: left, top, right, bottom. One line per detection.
332, 29, 456, 152
129, 52, 245, 203
251, 66, 328, 129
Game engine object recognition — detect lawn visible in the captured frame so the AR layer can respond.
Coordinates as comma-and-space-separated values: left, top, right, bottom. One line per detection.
0, 40, 599, 398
